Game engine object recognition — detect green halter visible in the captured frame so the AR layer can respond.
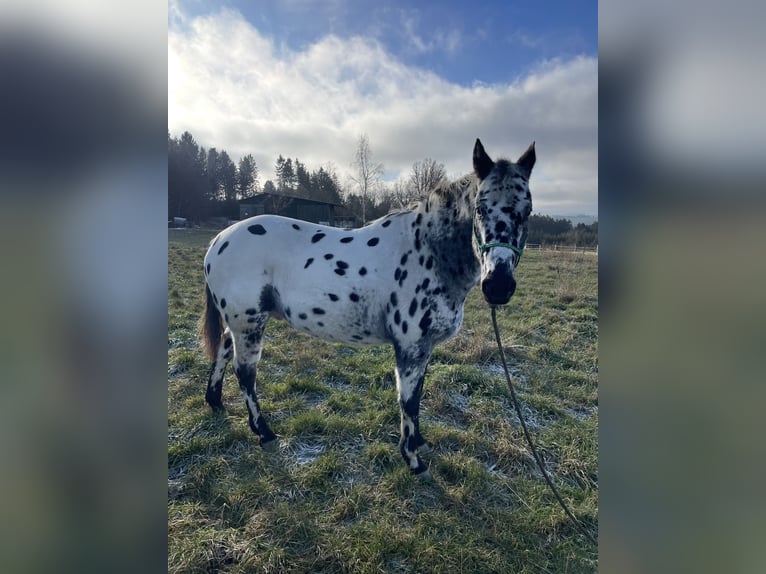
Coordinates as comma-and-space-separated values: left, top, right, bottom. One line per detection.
473, 219, 524, 261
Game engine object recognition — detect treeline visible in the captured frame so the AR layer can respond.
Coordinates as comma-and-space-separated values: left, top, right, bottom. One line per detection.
168, 129, 427, 224
269, 156, 343, 205
169, 130, 350, 222
169, 130, 597, 246
527, 214, 598, 247
168, 131, 259, 221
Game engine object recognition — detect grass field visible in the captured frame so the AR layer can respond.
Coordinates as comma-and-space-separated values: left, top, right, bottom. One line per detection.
168, 228, 598, 573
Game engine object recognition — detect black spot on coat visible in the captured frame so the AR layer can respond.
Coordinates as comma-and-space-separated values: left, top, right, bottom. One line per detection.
367, 237, 379, 246
304, 258, 314, 269
217, 241, 229, 255
248, 224, 267, 235
340, 237, 354, 243
311, 233, 326, 243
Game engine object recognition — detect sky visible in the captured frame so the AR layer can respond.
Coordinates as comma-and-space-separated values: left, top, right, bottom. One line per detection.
169, 0, 597, 216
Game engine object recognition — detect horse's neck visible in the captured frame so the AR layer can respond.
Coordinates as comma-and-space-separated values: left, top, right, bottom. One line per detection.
419, 181, 481, 297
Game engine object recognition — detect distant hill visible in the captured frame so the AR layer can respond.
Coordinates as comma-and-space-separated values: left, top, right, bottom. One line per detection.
548, 214, 598, 226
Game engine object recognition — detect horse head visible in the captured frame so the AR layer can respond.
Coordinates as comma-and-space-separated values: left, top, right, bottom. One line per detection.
472, 138, 535, 305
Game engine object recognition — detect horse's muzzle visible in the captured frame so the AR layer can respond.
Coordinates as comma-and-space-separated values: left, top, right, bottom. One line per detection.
481, 266, 516, 305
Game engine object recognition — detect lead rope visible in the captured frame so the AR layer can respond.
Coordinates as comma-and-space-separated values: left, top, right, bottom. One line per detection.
490, 306, 598, 546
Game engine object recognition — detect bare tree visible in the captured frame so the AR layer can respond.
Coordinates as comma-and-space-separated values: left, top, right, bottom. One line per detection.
409, 157, 446, 199
350, 133, 384, 225
389, 176, 415, 209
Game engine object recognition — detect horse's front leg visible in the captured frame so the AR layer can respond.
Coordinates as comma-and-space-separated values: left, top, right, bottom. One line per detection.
394, 345, 432, 478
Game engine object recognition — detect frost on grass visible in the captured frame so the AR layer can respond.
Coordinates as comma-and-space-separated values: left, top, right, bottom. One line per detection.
168, 464, 188, 498
566, 405, 598, 420
477, 362, 528, 388
283, 439, 326, 466
505, 399, 551, 431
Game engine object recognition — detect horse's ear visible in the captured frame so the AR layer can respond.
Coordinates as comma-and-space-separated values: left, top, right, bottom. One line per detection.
473, 138, 494, 180
517, 141, 536, 177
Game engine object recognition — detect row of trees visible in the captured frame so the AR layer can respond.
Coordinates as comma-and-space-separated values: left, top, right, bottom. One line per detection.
168, 131, 260, 221
168, 130, 447, 224
526, 214, 598, 247
168, 130, 597, 246
270, 155, 343, 205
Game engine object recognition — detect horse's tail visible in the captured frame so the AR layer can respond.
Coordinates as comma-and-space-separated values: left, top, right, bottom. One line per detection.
200, 283, 223, 362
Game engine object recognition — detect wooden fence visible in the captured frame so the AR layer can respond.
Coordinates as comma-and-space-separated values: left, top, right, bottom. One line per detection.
525, 243, 598, 254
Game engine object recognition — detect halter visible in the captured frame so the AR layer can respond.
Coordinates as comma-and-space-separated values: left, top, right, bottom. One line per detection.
473, 218, 524, 263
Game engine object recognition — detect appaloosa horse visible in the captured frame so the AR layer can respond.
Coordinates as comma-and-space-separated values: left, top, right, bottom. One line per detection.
200, 139, 534, 476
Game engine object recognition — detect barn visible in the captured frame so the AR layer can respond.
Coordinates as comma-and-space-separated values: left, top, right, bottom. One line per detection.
238, 193, 356, 227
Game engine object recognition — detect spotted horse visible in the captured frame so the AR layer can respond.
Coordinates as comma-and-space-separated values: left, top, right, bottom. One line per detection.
200, 139, 535, 478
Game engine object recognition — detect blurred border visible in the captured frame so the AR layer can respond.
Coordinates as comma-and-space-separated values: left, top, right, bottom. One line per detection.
600, 0, 766, 572
2, 1, 765, 573
0, 2, 167, 573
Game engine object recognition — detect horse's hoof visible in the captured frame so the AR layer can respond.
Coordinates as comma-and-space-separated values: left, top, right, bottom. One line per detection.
206, 394, 225, 412
261, 438, 279, 453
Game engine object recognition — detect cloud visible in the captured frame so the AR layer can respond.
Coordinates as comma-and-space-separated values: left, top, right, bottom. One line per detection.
169, 9, 597, 215
398, 9, 462, 55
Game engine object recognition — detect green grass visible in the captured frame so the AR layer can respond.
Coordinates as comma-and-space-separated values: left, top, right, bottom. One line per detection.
168, 228, 598, 573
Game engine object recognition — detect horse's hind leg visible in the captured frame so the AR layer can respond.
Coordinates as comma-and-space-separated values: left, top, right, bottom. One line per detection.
232, 315, 277, 449
205, 328, 233, 412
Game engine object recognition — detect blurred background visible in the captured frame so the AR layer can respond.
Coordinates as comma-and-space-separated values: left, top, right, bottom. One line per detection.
0, 1, 763, 572
599, 0, 766, 572
0, 1, 167, 573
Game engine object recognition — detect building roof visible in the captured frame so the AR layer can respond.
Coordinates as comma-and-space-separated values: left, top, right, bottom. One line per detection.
239, 192, 342, 208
